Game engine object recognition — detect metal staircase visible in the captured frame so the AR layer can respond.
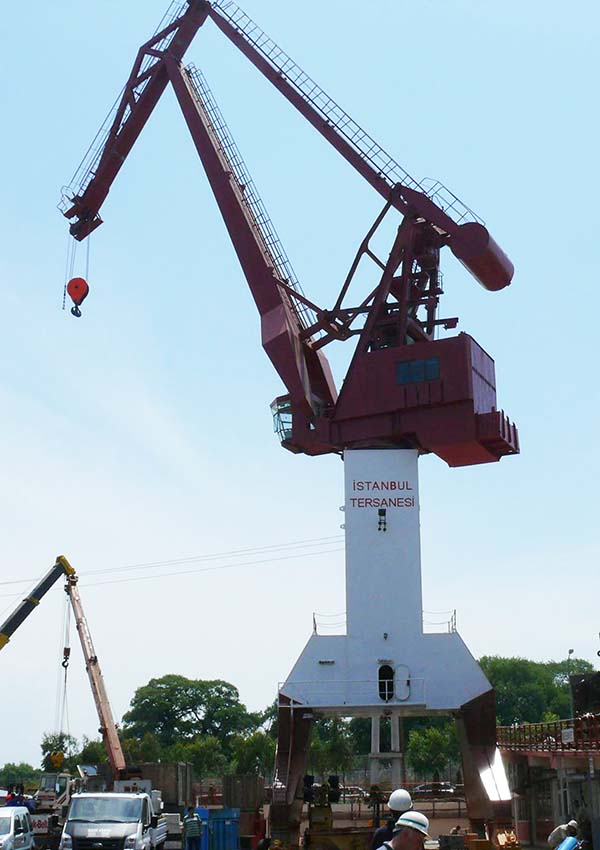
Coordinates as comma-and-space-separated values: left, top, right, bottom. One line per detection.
211, 0, 482, 226
184, 63, 317, 332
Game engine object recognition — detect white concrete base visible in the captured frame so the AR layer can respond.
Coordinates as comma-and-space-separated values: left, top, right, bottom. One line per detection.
280, 629, 490, 713
280, 448, 490, 715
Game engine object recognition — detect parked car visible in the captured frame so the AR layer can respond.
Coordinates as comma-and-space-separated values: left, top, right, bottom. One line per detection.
341, 786, 367, 801
413, 782, 456, 796
0, 806, 36, 850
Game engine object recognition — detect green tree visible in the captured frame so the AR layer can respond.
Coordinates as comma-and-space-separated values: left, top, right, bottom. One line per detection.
121, 732, 162, 763
479, 656, 594, 724
307, 734, 328, 780
163, 736, 228, 778
406, 725, 456, 779
77, 737, 107, 764
123, 675, 259, 752
40, 733, 78, 772
231, 732, 275, 776
0, 763, 40, 787
259, 701, 278, 740
308, 717, 354, 779
348, 717, 371, 755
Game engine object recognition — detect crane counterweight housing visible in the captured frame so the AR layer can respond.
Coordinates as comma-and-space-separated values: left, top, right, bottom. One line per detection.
451, 222, 514, 292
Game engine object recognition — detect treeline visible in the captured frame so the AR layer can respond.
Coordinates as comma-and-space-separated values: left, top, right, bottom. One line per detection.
4, 655, 592, 786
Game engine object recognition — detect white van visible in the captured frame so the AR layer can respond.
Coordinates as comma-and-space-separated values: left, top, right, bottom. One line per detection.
0, 807, 36, 850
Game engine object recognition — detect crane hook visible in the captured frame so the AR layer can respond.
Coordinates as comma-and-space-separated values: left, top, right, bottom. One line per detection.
62, 646, 71, 669
66, 277, 89, 318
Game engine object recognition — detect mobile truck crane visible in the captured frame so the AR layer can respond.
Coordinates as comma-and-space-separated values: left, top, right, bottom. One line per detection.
0, 557, 126, 848
61, 1, 519, 844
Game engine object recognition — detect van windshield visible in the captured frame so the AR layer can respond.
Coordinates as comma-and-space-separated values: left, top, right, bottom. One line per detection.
0, 817, 11, 836
69, 798, 142, 823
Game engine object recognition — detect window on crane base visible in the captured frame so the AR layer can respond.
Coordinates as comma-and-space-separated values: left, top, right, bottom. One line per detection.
378, 664, 395, 702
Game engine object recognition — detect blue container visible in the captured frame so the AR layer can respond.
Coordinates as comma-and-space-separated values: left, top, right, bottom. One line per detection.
195, 807, 240, 850
556, 839, 578, 850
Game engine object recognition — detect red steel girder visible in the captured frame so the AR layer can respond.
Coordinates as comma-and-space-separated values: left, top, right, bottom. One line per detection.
65, 1, 209, 240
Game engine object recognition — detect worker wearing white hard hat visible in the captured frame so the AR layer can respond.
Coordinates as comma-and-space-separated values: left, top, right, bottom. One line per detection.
371, 788, 413, 850
548, 821, 578, 849
373, 812, 430, 850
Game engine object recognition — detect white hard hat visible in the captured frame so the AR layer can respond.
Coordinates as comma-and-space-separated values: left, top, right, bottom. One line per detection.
568, 821, 578, 829
394, 811, 430, 838
388, 788, 413, 813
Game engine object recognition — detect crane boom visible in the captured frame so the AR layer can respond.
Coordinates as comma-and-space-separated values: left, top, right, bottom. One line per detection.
64, 573, 126, 778
0, 555, 75, 651
167, 60, 336, 432
61, 1, 210, 239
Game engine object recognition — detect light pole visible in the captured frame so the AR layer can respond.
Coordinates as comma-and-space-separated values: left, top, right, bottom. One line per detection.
567, 649, 575, 719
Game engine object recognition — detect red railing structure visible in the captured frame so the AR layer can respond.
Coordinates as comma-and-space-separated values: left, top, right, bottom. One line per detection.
498, 713, 600, 754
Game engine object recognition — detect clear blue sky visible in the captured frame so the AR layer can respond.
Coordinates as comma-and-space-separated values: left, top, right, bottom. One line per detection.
0, 0, 598, 765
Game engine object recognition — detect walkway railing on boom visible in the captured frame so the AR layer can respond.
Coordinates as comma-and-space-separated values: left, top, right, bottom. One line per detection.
498, 713, 600, 753
59, 1, 190, 212
211, 0, 483, 226
59, 0, 484, 231
184, 63, 317, 333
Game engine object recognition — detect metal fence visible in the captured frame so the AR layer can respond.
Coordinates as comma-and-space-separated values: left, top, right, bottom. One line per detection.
498, 713, 600, 752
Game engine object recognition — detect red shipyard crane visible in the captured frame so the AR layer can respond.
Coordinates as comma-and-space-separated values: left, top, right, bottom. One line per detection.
61, 0, 519, 841
61, 0, 518, 469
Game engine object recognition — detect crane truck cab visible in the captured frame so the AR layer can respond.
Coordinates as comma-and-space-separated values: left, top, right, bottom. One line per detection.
59, 792, 167, 850
35, 773, 71, 811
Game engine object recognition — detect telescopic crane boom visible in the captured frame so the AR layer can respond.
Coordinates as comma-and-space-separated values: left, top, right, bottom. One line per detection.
0, 555, 75, 651
64, 570, 126, 779
61, 0, 518, 467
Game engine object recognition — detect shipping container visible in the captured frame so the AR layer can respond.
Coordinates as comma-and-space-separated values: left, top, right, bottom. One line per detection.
139, 763, 193, 811
222, 776, 265, 812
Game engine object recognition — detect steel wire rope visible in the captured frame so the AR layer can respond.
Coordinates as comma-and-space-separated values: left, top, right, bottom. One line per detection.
58, 603, 72, 742
54, 595, 70, 733
0, 546, 344, 599
82, 535, 343, 577
62, 233, 77, 311
0, 594, 20, 622
85, 234, 91, 281
81, 546, 344, 589
0, 535, 344, 588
